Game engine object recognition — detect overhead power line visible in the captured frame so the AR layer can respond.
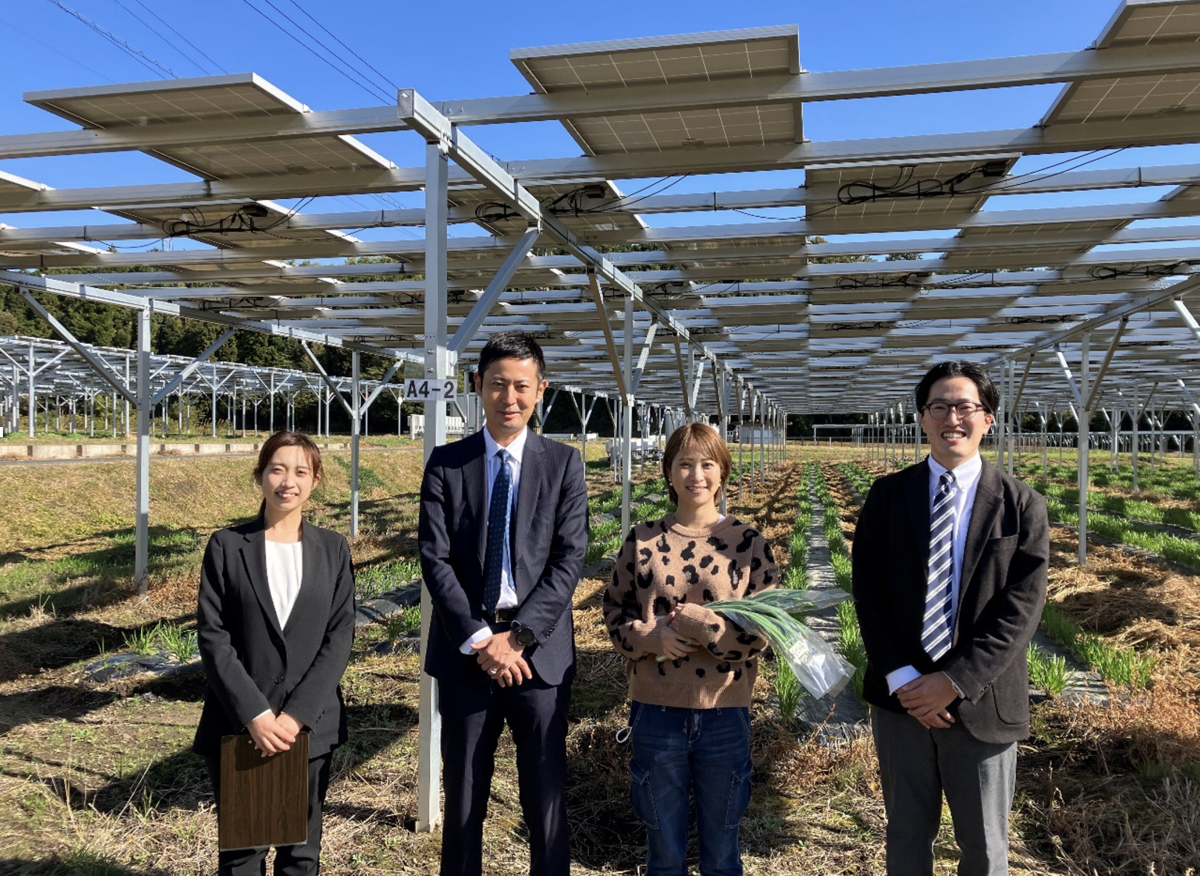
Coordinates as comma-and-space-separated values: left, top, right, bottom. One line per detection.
241, 0, 392, 104
131, 0, 228, 74
284, 0, 399, 92
0, 14, 115, 82
44, 0, 178, 79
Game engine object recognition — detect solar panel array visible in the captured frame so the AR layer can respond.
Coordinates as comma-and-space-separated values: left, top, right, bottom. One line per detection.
2, 0, 1200, 419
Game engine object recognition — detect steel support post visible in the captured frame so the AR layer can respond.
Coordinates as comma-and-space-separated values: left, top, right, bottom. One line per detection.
758, 394, 766, 486
1176, 379, 1200, 474
1078, 332, 1090, 565
736, 382, 745, 500
1007, 360, 1017, 475
135, 307, 151, 596
416, 139, 450, 834
622, 296, 634, 537
349, 353, 362, 539
27, 343, 34, 438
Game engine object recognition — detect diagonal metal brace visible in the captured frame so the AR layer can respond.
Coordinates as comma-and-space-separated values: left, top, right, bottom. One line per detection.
449, 226, 542, 355
301, 342, 355, 417
152, 328, 237, 406
18, 287, 136, 406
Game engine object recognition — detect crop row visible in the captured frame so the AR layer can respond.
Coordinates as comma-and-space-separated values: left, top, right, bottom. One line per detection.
1031, 483, 1200, 570
809, 463, 866, 702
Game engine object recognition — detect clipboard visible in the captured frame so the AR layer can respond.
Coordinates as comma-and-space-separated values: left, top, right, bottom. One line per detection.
218, 731, 309, 851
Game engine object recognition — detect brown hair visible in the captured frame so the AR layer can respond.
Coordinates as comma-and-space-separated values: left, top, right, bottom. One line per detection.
253, 431, 323, 485
662, 422, 732, 507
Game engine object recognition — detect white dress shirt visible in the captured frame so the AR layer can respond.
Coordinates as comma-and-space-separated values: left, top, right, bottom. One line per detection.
886, 452, 982, 695
254, 537, 304, 721
460, 427, 528, 653
265, 538, 304, 629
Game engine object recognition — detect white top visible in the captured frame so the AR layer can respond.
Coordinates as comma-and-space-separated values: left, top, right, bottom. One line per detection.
461, 426, 528, 653
265, 539, 304, 629
885, 452, 982, 695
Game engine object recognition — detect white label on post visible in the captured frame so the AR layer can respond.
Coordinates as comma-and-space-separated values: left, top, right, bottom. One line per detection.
403, 378, 457, 401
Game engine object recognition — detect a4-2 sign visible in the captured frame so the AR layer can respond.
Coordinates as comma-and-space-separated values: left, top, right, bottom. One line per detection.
403, 378, 458, 401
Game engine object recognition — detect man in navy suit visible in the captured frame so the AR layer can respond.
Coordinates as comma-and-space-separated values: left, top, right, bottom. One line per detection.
853, 361, 1048, 876
419, 331, 589, 876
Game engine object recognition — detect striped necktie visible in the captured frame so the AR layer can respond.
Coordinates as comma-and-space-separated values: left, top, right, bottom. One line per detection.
922, 471, 957, 661
483, 448, 511, 613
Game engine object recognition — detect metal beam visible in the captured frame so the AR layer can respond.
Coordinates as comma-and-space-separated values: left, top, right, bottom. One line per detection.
300, 343, 354, 416
448, 225, 541, 355
629, 318, 660, 396
587, 271, 628, 400
151, 328, 237, 407
999, 274, 1200, 363
17, 288, 136, 405
1083, 317, 1127, 412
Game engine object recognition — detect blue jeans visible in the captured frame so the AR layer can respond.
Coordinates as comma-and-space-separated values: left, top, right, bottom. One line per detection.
628, 701, 753, 876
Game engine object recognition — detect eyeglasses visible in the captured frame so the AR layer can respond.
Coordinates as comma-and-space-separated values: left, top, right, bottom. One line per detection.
923, 401, 988, 420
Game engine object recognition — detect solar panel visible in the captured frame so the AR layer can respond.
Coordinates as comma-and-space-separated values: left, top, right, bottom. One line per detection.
1042, 3, 1200, 126
26, 74, 390, 181
511, 26, 801, 155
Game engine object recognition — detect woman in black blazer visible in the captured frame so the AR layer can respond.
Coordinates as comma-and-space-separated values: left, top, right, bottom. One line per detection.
194, 431, 355, 876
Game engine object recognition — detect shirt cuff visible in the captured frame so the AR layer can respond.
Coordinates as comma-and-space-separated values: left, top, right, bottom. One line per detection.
943, 672, 966, 699
886, 665, 922, 695
250, 709, 272, 724
460, 625, 493, 655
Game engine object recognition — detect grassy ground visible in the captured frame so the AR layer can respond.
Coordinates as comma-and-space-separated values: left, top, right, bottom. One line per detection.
0, 444, 1197, 874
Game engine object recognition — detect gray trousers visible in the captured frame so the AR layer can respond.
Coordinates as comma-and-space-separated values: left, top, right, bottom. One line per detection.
871, 706, 1016, 876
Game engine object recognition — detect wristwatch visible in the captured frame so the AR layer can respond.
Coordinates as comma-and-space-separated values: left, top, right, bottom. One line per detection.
510, 620, 537, 648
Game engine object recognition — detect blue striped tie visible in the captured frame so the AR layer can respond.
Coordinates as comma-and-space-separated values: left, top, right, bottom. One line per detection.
483, 449, 511, 613
922, 471, 957, 661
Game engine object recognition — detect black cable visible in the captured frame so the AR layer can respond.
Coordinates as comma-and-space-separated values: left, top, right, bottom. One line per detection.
1087, 262, 1188, 281
0, 14, 114, 82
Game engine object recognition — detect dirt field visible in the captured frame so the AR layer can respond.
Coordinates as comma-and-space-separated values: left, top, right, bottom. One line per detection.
0, 445, 1196, 874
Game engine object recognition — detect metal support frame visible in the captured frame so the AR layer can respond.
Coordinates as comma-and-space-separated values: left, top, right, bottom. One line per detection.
622, 296, 634, 536
587, 271, 628, 400
135, 307, 151, 596
1077, 332, 1091, 565
1083, 317, 1127, 413
416, 138, 450, 834
672, 336, 692, 421
152, 328, 237, 407
18, 289, 136, 405
449, 225, 542, 355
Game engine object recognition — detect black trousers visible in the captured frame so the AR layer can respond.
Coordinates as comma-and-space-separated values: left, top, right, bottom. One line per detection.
437, 665, 573, 876
205, 751, 333, 876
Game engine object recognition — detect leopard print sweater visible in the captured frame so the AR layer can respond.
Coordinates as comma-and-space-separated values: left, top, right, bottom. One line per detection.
603, 513, 777, 709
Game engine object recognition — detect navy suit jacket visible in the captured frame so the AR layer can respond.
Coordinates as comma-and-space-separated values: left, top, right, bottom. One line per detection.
418, 429, 589, 686
852, 458, 1048, 744
193, 518, 356, 759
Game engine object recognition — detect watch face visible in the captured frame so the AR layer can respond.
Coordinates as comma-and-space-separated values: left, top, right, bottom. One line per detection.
513, 625, 536, 647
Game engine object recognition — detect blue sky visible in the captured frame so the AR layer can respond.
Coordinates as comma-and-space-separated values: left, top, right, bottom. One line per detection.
0, 0, 1196, 247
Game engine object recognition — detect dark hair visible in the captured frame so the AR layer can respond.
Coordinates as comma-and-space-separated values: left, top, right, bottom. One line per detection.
915, 361, 999, 414
662, 423, 732, 507
478, 331, 546, 381
253, 431, 323, 484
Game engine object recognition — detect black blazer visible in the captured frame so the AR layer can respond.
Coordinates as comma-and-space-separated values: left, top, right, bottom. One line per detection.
418, 429, 589, 685
852, 459, 1048, 744
193, 518, 356, 759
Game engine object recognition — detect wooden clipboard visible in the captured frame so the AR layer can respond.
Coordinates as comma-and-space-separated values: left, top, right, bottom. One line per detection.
218, 731, 309, 851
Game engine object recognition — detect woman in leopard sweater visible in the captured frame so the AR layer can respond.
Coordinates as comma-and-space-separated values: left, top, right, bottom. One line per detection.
603, 422, 777, 876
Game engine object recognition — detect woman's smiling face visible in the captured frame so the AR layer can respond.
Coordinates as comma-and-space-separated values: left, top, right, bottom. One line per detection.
257, 444, 320, 517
